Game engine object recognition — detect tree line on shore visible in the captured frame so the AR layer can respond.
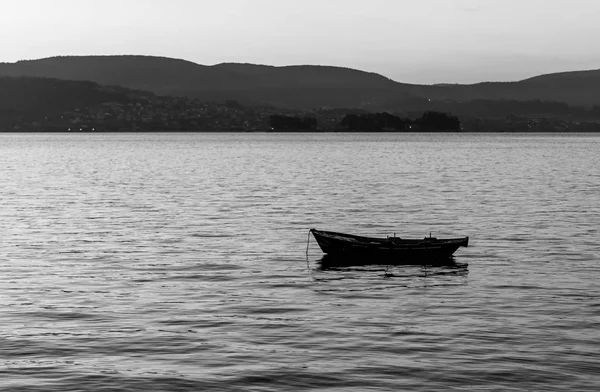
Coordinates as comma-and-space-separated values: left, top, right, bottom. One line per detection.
269, 115, 318, 131
269, 111, 461, 131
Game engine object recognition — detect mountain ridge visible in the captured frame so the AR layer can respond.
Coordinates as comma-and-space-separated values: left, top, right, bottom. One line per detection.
1, 55, 599, 109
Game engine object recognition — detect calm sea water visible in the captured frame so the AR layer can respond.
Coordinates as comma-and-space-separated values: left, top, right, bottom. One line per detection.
0, 132, 599, 391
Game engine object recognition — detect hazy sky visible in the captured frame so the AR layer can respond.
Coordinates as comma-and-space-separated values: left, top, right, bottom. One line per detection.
2, 0, 599, 84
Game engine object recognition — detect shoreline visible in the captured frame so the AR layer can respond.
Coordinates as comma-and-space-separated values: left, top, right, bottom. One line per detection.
2, 129, 600, 134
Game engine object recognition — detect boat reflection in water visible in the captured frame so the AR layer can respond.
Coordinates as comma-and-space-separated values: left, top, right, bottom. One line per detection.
314, 254, 469, 282
317, 253, 468, 271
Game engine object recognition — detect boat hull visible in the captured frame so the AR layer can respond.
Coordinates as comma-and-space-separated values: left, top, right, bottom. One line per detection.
310, 229, 468, 264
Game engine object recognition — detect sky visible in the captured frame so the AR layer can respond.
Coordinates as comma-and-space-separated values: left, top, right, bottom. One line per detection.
1, 0, 599, 84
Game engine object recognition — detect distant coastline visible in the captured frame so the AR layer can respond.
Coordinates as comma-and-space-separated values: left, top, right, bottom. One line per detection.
2, 55, 600, 134
3, 77, 599, 133
3, 126, 600, 133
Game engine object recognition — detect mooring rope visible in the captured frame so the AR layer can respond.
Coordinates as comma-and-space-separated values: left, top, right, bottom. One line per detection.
306, 229, 311, 258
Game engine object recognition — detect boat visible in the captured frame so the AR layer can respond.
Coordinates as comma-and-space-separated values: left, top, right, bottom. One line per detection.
309, 228, 468, 264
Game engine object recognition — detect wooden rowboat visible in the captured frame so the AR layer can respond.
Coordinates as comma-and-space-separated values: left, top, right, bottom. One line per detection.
310, 228, 469, 264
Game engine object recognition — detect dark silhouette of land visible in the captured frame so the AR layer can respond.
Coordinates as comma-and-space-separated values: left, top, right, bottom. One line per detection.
1, 55, 600, 132
0, 77, 464, 132
2, 55, 600, 108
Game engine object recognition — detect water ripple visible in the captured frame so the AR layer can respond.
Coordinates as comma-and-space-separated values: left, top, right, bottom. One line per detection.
1, 132, 599, 391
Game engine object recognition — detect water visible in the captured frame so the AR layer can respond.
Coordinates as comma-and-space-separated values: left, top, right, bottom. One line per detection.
1, 132, 599, 391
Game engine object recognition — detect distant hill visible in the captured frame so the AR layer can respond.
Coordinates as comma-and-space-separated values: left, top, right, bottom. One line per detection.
0, 56, 413, 109
423, 76, 600, 107
2, 76, 600, 132
0, 76, 270, 131
0, 76, 415, 132
1, 55, 600, 110
0, 76, 137, 127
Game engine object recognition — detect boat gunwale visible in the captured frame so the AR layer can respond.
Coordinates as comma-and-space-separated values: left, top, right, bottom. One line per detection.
310, 228, 469, 248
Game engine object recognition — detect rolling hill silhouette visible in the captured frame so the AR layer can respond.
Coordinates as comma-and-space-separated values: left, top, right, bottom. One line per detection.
1, 55, 599, 109
0, 76, 142, 129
